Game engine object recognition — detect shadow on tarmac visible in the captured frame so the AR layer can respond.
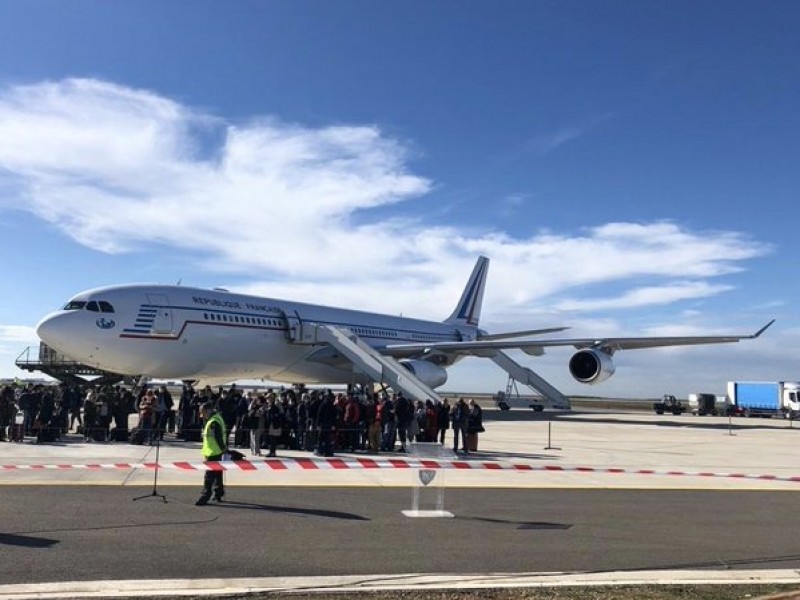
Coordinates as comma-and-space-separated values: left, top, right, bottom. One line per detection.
547, 413, 799, 432
467, 450, 559, 461
0, 533, 59, 548
467, 516, 573, 530
485, 408, 799, 432
212, 500, 369, 521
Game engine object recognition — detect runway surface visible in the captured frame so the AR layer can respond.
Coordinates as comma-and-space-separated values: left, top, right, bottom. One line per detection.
1, 409, 800, 597
2, 486, 800, 586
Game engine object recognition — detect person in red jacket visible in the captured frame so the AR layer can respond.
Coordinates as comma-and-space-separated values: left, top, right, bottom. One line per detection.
344, 395, 361, 451
424, 399, 438, 442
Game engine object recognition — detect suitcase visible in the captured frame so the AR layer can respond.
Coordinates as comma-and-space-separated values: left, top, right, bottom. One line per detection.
111, 427, 129, 442
234, 426, 248, 448
39, 427, 59, 443
129, 427, 146, 445
93, 428, 107, 442
11, 413, 25, 442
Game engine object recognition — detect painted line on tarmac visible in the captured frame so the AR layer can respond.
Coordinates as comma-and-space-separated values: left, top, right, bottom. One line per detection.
1, 570, 800, 598
1, 457, 800, 484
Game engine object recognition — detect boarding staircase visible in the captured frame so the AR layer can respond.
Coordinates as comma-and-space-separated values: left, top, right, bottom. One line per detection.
302, 324, 442, 403
490, 350, 571, 410
15, 343, 126, 386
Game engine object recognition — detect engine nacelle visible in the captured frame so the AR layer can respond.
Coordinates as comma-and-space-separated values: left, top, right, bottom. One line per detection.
399, 359, 448, 389
568, 349, 616, 385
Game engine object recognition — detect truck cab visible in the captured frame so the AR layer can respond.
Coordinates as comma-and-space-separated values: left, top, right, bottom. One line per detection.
784, 383, 800, 419
688, 393, 723, 416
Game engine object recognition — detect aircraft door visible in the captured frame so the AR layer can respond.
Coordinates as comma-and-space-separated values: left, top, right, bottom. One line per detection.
146, 294, 174, 334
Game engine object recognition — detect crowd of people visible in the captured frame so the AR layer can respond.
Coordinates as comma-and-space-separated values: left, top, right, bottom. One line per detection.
0, 382, 135, 444
0, 382, 486, 455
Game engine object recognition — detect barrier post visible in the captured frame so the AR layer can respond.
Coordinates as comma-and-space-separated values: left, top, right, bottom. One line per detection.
402, 442, 454, 518
544, 421, 561, 450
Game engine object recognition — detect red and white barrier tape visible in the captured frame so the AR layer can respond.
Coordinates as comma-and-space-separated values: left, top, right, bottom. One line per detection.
1, 457, 799, 483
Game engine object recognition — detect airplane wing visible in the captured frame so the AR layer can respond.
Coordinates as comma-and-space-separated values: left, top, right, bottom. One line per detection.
476, 326, 569, 340
382, 319, 775, 359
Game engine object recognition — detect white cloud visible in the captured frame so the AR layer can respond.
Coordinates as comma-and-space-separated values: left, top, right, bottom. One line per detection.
554, 281, 733, 312
0, 78, 772, 327
0, 325, 38, 344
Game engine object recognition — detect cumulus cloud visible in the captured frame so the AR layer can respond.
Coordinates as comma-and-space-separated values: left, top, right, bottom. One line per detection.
0, 78, 772, 326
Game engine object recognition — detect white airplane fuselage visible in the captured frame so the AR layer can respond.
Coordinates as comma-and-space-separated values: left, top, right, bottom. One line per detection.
35, 255, 769, 393
36, 284, 469, 385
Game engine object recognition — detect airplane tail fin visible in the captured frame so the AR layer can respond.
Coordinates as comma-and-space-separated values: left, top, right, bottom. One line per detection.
445, 256, 489, 327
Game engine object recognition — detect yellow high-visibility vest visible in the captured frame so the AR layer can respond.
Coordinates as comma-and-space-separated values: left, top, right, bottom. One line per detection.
202, 413, 226, 458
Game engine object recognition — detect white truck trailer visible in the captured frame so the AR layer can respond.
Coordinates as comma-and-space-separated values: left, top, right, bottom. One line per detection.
726, 381, 800, 418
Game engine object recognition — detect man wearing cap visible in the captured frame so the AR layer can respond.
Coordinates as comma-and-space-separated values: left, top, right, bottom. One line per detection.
196, 401, 227, 506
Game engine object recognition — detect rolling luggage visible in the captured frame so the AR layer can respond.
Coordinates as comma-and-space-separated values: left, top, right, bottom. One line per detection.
129, 426, 146, 445
38, 426, 59, 443
11, 413, 25, 442
111, 427, 129, 442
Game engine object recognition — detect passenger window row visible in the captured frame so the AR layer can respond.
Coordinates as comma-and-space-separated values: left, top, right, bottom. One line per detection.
203, 313, 283, 327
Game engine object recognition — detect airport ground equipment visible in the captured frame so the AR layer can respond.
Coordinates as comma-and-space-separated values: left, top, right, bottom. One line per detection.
16, 342, 126, 386
687, 393, 729, 416
493, 376, 546, 411
727, 381, 800, 418
489, 352, 570, 410
653, 394, 687, 415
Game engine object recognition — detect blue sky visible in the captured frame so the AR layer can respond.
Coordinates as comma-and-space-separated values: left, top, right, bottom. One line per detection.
0, 0, 797, 397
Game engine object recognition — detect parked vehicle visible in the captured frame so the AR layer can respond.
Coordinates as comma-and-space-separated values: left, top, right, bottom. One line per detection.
688, 393, 732, 416
653, 394, 686, 415
493, 389, 545, 412
727, 381, 800, 419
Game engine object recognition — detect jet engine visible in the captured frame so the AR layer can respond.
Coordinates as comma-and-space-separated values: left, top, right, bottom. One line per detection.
568, 349, 616, 384
399, 359, 448, 389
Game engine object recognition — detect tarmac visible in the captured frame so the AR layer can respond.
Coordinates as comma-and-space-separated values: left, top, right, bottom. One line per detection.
2, 407, 799, 489
1, 406, 800, 598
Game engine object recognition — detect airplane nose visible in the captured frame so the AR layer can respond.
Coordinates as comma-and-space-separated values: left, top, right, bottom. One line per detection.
35, 312, 74, 353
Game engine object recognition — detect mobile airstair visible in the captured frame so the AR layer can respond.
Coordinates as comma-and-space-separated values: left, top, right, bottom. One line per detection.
490, 350, 571, 410
303, 324, 443, 403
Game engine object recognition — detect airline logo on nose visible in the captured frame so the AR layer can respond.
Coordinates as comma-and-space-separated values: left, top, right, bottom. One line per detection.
96, 318, 116, 330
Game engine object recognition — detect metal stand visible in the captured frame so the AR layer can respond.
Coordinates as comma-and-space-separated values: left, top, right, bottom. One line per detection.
132, 431, 168, 503
402, 442, 454, 518
544, 421, 561, 450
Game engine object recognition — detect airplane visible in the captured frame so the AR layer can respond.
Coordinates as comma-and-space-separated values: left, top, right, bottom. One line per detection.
34, 256, 774, 404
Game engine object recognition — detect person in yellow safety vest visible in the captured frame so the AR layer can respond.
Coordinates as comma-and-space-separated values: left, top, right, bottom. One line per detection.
196, 401, 228, 506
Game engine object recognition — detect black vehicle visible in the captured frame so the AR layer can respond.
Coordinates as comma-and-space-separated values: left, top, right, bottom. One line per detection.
653, 394, 686, 415
690, 393, 718, 416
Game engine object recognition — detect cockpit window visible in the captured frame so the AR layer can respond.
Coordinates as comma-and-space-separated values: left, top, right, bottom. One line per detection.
61, 299, 115, 312
63, 301, 87, 311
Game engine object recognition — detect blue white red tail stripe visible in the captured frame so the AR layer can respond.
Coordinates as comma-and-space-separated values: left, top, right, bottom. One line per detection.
445, 256, 489, 327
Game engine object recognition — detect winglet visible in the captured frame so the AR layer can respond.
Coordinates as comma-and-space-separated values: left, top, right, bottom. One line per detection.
751, 319, 776, 338
445, 256, 489, 327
